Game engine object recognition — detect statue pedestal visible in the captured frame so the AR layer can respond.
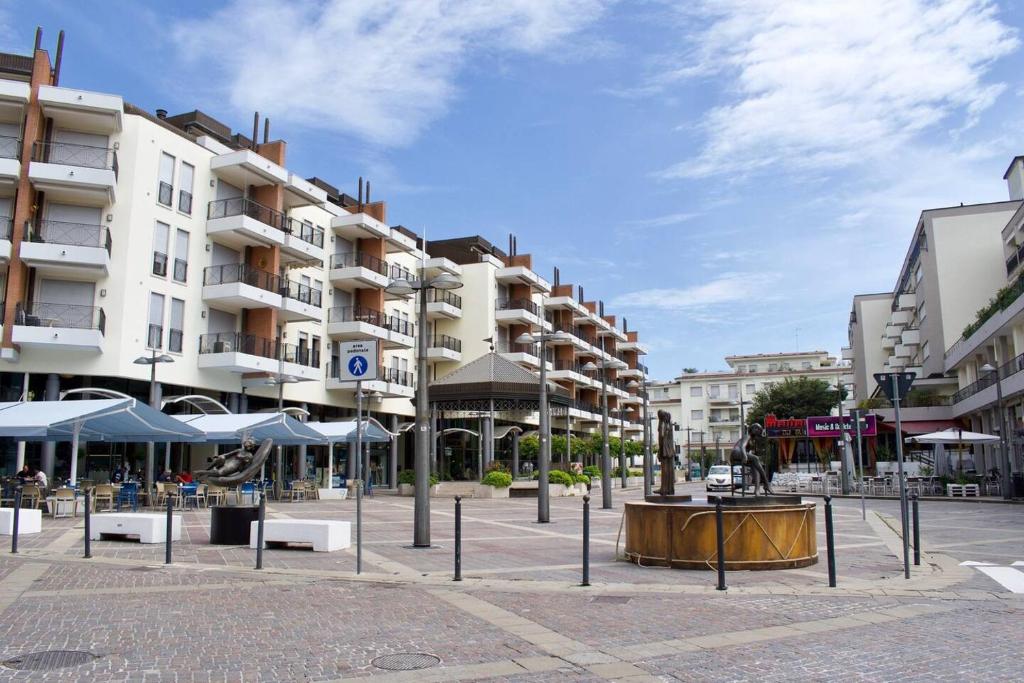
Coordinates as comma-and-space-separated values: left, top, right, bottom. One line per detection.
707, 494, 802, 506
209, 505, 260, 545
644, 494, 692, 503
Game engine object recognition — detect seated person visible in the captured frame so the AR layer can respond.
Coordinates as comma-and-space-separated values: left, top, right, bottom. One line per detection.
111, 465, 125, 484
157, 469, 175, 483
33, 469, 48, 489
16, 465, 32, 482
176, 471, 194, 484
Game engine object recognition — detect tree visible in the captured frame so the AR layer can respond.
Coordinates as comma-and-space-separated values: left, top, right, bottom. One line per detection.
681, 367, 698, 374
745, 377, 845, 472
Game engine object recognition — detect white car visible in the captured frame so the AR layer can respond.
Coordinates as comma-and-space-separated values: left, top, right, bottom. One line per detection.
706, 465, 744, 492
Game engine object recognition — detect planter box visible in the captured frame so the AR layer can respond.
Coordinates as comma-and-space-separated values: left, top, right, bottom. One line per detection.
475, 485, 510, 499
549, 484, 567, 497
398, 483, 414, 496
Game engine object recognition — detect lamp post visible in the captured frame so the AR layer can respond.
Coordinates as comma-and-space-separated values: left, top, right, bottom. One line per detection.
583, 350, 627, 510
981, 363, 1013, 500
386, 268, 463, 547
134, 350, 174, 490
626, 379, 644, 493
263, 374, 299, 495
517, 330, 571, 523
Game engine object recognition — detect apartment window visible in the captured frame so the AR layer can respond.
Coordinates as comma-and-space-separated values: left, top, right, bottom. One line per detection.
735, 365, 745, 373
914, 262, 923, 284
169, 298, 184, 353
918, 301, 927, 322
727, 384, 738, 399
158, 153, 175, 207
311, 335, 322, 367
298, 331, 309, 365
768, 363, 779, 372
178, 162, 194, 214
152, 221, 169, 276
745, 383, 756, 394
707, 385, 720, 398
922, 341, 931, 361
689, 386, 702, 397
148, 293, 165, 349
748, 364, 758, 372
801, 361, 813, 370
173, 229, 189, 282
690, 409, 703, 421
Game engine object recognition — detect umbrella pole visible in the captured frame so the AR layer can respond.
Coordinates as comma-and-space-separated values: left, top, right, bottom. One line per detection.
69, 421, 82, 486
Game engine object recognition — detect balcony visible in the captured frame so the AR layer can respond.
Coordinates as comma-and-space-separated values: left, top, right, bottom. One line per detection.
37, 85, 122, 133
495, 298, 545, 328
0, 218, 12, 262
276, 342, 322, 382
890, 309, 911, 326
901, 327, 920, 346
281, 217, 325, 264
328, 252, 389, 291
841, 346, 854, 361
29, 141, 117, 205
618, 339, 649, 354
709, 415, 741, 424
897, 292, 916, 310
496, 341, 546, 369
202, 264, 282, 312
495, 265, 551, 293
618, 365, 644, 379
544, 294, 587, 316
385, 315, 415, 349
326, 305, 390, 342
423, 257, 461, 279
12, 302, 105, 352
425, 288, 462, 319
198, 333, 290, 375
284, 173, 328, 208
0, 135, 19, 186
206, 197, 285, 250
327, 362, 415, 398
427, 335, 462, 362
385, 263, 415, 301
278, 279, 322, 323
0, 80, 30, 127
386, 228, 417, 253
707, 394, 739, 405
210, 149, 288, 188
19, 219, 111, 278
548, 360, 591, 386
330, 212, 390, 241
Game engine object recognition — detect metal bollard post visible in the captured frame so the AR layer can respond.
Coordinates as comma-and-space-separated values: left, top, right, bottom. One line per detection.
911, 492, 920, 566
715, 499, 726, 591
256, 491, 266, 570
825, 495, 837, 588
83, 490, 92, 559
454, 496, 462, 582
11, 488, 22, 554
165, 496, 173, 565
582, 495, 591, 587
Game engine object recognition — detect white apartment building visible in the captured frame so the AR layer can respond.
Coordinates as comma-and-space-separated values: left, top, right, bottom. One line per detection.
650, 351, 842, 464
0, 36, 647, 484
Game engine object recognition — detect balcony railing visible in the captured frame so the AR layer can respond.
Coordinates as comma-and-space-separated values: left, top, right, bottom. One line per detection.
278, 342, 319, 368
152, 251, 168, 276
429, 335, 462, 352
329, 252, 388, 275
173, 258, 187, 282
426, 288, 462, 309
390, 263, 414, 283
284, 217, 324, 248
32, 140, 117, 177
280, 280, 322, 307
157, 181, 173, 206
31, 219, 111, 253
168, 328, 183, 353
147, 323, 163, 349
203, 263, 280, 293
207, 197, 285, 231
496, 298, 541, 317
952, 352, 1024, 404
328, 305, 388, 328
15, 302, 105, 332
178, 190, 192, 215
388, 315, 415, 337
0, 136, 19, 160
572, 400, 602, 415
946, 272, 1024, 360
198, 332, 275, 359
552, 360, 586, 374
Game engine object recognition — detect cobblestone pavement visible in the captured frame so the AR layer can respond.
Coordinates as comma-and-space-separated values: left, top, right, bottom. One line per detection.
0, 482, 1021, 681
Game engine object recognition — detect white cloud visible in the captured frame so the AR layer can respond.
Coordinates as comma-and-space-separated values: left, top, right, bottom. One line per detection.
172, 0, 607, 146
625, 211, 701, 228
611, 272, 779, 311
652, 0, 1019, 178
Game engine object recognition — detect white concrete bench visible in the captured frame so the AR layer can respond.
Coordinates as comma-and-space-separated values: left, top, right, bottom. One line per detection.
0, 508, 42, 535
946, 484, 981, 497
90, 513, 181, 544
317, 488, 348, 500
249, 519, 351, 552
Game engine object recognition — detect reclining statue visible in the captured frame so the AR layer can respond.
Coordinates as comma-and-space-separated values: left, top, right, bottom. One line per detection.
729, 424, 774, 496
195, 437, 273, 487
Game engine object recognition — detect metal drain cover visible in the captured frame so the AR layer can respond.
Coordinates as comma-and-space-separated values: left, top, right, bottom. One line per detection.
3, 650, 97, 671
372, 653, 440, 671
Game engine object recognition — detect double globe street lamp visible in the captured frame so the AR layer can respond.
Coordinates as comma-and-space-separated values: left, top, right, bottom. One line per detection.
386, 268, 463, 547
582, 351, 629, 509
134, 350, 174, 489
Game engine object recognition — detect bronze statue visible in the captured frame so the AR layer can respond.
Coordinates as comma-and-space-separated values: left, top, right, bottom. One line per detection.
657, 410, 676, 496
730, 424, 773, 495
195, 437, 273, 487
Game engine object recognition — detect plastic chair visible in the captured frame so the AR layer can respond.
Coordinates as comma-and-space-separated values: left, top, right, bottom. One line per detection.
287, 481, 306, 502
116, 482, 139, 512
20, 484, 42, 509
52, 487, 79, 518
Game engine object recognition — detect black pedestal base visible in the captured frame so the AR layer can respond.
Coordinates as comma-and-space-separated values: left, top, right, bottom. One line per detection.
209, 505, 259, 545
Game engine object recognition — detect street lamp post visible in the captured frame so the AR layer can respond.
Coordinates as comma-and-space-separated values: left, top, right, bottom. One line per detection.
618, 409, 627, 488
263, 374, 299, 495
386, 268, 463, 547
583, 349, 627, 510
981, 363, 1013, 500
517, 330, 571, 523
134, 350, 174, 490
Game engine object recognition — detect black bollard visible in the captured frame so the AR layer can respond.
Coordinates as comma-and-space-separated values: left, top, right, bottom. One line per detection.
911, 492, 920, 566
582, 495, 591, 587
164, 496, 173, 565
256, 491, 266, 570
715, 499, 726, 591
454, 496, 462, 582
825, 495, 836, 588
11, 488, 22, 554
83, 490, 92, 559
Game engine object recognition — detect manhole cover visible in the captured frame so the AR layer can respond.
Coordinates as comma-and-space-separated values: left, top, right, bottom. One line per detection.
590, 595, 632, 604
3, 650, 97, 671
371, 653, 440, 671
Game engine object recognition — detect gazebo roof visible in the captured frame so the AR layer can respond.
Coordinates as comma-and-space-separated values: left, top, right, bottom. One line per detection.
430, 353, 571, 407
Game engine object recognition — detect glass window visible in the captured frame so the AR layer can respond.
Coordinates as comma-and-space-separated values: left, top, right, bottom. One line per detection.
915, 262, 923, 284
690, 409, 703, 421
152, 221, 169, 276
178, 162, 194, 214
169, 298, 184, 353
689, 385, 702, 397
748, 364, 758, 372
148, 293, 164, 348
918, 301, 927, 321
173, 229, 189, 282
745, 383, 756, 394
158, 153, 175, 206
922, 341, 930, 361
707, 385, 720, 398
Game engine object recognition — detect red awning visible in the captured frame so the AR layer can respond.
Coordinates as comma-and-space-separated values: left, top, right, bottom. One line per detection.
877, 419, 964, 435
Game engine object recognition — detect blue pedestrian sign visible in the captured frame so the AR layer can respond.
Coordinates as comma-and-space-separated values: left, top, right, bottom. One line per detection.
338, 340, 379, 381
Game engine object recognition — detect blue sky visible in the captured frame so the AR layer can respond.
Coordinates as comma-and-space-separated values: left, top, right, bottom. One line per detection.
5, 1, 1023, 380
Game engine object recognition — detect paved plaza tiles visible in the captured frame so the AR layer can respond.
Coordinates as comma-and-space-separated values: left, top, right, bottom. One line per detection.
1, 482, 1022, 681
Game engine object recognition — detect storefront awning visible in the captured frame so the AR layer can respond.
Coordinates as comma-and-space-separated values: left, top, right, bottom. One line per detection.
306, 419, 393, 444
877, 419, 964, 435
173, 413, 322, 445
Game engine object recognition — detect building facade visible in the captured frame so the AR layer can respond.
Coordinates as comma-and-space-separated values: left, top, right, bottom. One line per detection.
0, 35, 647, 484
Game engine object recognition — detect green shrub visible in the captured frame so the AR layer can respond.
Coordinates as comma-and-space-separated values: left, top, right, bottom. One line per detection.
574, 473, 591, 484
485, 461, 510, 475
582, 465, 601, 478
548, 469, 575, 487
398, 469, 438, 486
481, 471, 512, 488
611, 467, 644, 478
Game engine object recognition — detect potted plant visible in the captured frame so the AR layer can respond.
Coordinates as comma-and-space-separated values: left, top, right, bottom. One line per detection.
478, 470, 512, 498
397, 469, 438, 496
